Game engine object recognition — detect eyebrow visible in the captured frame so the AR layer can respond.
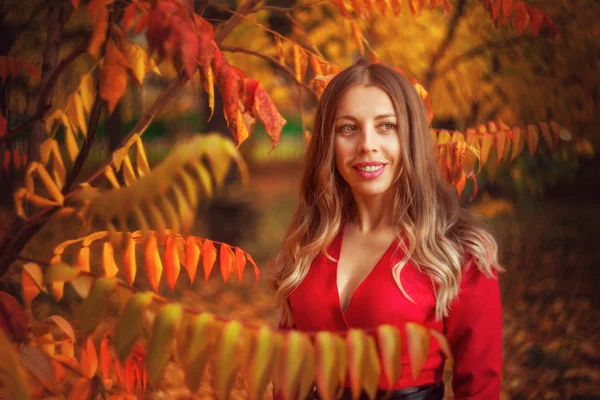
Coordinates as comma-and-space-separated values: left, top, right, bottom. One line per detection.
336, 114, 396, 121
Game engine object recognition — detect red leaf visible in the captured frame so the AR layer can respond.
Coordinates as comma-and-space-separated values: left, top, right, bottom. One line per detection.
219, 243, 233, 283
24, 61, 41, 79
100, 335, 112, 379
244, 78, 259, 113
253, 84, 286, 150
7, 57, 16, 77
246, 253, 260, 283
212, 50, 242, 138
71, 0, 80, 9
0, 57, 8, 83
202, 239, 217, 280
125, 357, 135, 393
543, 15, 557, 41
134, 11, 150, 34
67, 377, 92, 400
514, 1, 529, 35
0, 292, 30, 343
0, 110, 6, 137
408, 0, 424, 16
122, 2, 137, 33
502, 0, 512, 19
525, 6, 543, 37
490, 0, 501, 20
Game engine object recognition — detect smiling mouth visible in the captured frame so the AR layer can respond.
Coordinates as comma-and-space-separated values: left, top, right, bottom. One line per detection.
356, 165, 384, 172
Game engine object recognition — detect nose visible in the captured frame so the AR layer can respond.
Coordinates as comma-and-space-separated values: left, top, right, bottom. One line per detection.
357, 126, 377, 153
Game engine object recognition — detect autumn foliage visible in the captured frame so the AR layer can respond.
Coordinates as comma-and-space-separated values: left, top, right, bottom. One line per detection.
0, 0, 572, 398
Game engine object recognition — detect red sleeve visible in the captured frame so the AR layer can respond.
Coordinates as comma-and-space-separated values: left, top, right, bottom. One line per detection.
444, 259, 502, 400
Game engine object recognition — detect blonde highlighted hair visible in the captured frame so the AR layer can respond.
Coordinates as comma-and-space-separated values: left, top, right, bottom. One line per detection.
269, 61, 502, 327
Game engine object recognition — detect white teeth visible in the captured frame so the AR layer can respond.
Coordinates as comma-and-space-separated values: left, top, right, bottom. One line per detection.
357, 165, 383, 172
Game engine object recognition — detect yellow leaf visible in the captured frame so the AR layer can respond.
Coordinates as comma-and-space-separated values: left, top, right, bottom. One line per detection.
203, 65, 214, 121
346, 329, 366, 400
122, 234, 137, 285
44, 263, 81, 284
538, 122, 554, 151
123, 42, 149, 85
50, 281, 65, 302
246, 327, 280, 400
362, 336, 381, 399
160, 196, 180, 235
376, 325, 402, 388
64, 123, 79, 161
437, 130, 451, 144
22, 264, 41, 305
78, 73, 95, 115
79, 277, 117, 336
76, 246, 90, 272
214, 321, 247, 400
298, 339, 316, 400
479, 133, 494, 168
121, 156, 137, 186
181, 313, 216, 392
510, 127, 525, 161
315, 332, 338, 400
115, 292, 154, 362
277, 331, 308, 400
405, 322, 430, 380
190, 162, 213, 197
428, 329, 453, 364
36, 163, 64, 205
70, 275, 93, 298
74, 93, 88, 137
102, 242, 119, 278
135, 137, 151, 177
144, 233, 163, 292
527, 124, 539, 156
146, 303, 184, 387
334, 335, 347, 389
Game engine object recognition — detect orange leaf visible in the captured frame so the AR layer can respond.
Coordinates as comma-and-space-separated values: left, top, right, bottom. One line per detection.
254, 84, 286, 150
479, 133, 494, 168
408, 0, 424, 16
455, 171, 467, 196
122, 234, 137, 285
234, 247, 247, 284
292, 45, 308, 83
80, 336, 98, 379
246, 253, 260, 283
514, 1, 529, 35
100, 335, 112, 379
212, 50, 242, 139
125, 357, 135, 393
103, 242, 119, 278
331, 0, 349, 17
135, 10, 150, 34
350, 0, 364, 18
164, 235, 181, 292
219, 243, 234, 283
88, 0, 108, 57
100, 40, 130, 114
144, 233, 163, 292
122, 2, 137, 33
202, 239, 217, 281
527, 124, 539, 156
405, 322, 429, 380
67, 377, 93, 400
376, 325, 402, 389
235, 108, 250, 146
362, 0, 374, 18
185, 236, 200, 284
375, 0, 387, 15
495, 130, 508, 164
22, 268, 41, 306
350, 22, 364, 56
502, 0, 513, 21
429, 329, 453, 364
526, 5, 544, 37
510, 127, 525, 161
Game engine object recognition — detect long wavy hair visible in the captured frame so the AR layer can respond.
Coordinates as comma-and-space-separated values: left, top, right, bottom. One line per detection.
269, 61, 502, 326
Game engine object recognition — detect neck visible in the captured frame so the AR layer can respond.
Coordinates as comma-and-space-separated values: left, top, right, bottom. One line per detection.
350, 190, 395, 233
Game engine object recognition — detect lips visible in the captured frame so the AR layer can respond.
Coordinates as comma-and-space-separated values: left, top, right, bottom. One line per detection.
353, 162, 387, 178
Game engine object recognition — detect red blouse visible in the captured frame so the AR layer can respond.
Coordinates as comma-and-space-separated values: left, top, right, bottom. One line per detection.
285, 229, 502, 399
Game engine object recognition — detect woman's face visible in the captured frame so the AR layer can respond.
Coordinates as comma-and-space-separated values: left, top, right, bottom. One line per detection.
334, 84, 402, 201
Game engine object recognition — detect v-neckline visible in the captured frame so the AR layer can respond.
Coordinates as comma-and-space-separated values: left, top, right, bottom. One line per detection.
334, 226, 397, 316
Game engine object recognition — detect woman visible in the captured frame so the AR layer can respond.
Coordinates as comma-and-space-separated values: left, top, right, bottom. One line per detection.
269, 61, 503, 400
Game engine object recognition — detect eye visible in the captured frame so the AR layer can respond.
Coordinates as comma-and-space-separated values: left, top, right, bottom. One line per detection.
337, 124, 357, 134
379, 122, 396, 132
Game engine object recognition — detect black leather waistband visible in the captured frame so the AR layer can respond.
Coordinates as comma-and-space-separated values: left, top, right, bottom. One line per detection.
311, 382, 445, 400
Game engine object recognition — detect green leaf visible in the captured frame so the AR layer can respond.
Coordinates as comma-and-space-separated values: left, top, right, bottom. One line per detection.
115, 292, 154, 362
146, 303, 184, 387
79, 277, 117, 336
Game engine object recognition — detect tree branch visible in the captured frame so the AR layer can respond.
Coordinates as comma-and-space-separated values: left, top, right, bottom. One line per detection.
214, 0, 262, 44
434, 35, 525, 80
220, 45, 318, 98
63, 92, 104, 192
424, 0, 466, 88
253, 0, 326, 14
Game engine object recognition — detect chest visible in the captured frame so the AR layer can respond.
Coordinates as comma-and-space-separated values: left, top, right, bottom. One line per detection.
288, 232, 438, 331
